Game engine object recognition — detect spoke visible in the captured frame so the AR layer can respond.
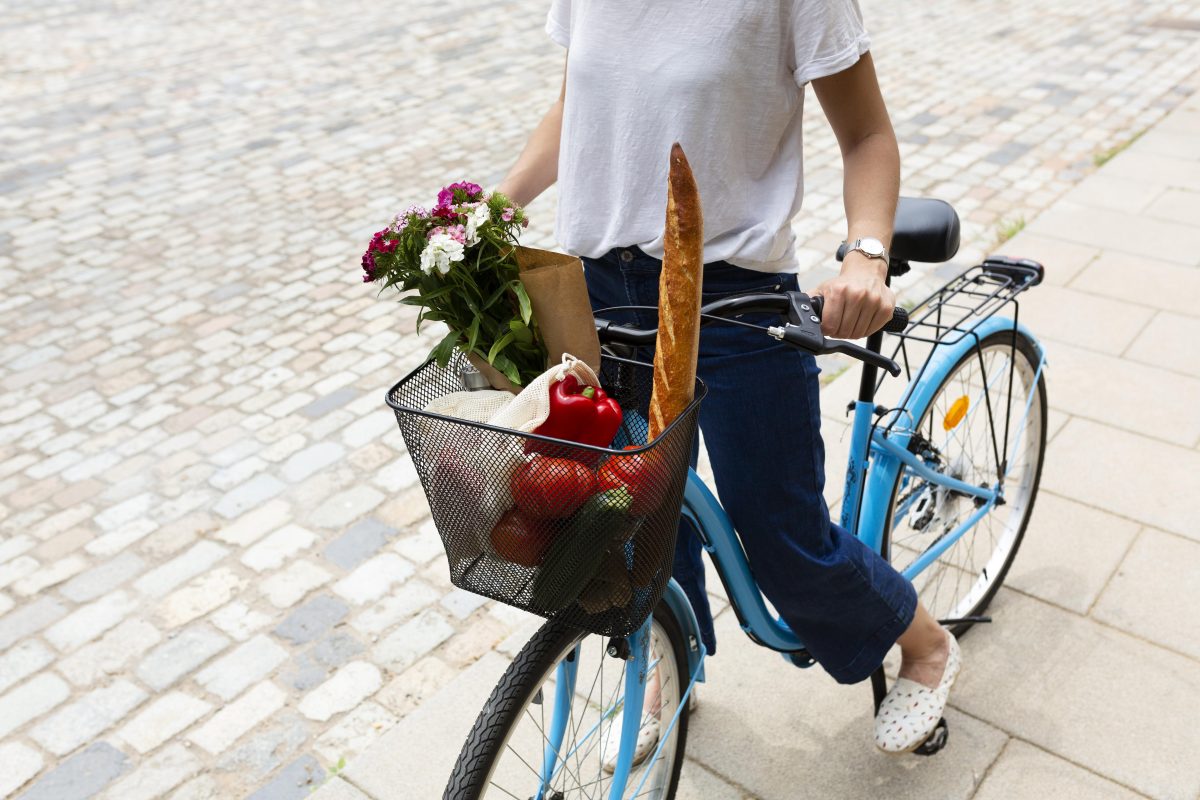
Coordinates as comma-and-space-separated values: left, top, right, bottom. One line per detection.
504, 740, 548, 782
486, 780, 525, 800
522, 706, 586, 790
596, 637, 604, 798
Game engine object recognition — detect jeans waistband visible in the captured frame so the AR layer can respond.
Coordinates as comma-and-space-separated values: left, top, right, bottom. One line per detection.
599, 245, 784, 286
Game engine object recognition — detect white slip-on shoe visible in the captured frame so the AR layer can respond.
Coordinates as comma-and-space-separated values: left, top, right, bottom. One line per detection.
600, 712, 660, 774
874, 629, 962, 754
599, 687, 696, 773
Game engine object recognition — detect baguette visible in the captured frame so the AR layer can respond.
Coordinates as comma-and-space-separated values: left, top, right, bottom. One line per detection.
647, 142, 703, 440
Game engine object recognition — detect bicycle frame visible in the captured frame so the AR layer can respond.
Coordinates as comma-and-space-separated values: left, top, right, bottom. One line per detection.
537, 315, 1044, 798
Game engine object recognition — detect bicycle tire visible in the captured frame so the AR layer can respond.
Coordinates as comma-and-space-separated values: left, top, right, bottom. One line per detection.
445, 601, 691, 800
882, 329, 1047, 637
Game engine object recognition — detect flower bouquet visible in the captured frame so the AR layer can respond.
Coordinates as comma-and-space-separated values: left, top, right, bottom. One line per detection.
362, 181, 548, 387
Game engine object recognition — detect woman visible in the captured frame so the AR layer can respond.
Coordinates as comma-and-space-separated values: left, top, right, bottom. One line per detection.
496, 0, 959, 755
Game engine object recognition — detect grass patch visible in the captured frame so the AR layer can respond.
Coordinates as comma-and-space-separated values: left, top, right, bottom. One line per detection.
995, 216, 1026, 245
818, 359, 852, 387
1093, 127, 1148, 167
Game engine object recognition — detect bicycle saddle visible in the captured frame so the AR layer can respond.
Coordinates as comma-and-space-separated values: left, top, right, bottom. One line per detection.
837, 197, 961, 268
892, 197, 961, 264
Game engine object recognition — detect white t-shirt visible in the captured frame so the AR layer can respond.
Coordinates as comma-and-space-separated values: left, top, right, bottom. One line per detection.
546, 0, 870, 273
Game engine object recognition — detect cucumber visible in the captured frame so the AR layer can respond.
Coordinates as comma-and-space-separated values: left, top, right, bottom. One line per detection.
531, 488, 635, 613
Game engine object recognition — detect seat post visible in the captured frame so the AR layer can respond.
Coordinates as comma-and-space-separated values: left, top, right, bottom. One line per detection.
855, 274, 891, 404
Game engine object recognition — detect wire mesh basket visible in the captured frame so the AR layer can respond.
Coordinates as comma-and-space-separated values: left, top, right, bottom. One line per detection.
386, 351, 705, 637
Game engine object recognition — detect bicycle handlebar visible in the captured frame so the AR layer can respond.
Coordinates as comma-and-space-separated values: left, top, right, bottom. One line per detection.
593, 290, 904, 377
809, 295, 909, 335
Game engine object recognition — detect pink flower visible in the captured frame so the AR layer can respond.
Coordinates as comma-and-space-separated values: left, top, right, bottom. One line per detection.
429, 224, 466, 245
437, 181, 484, 207
369, 230, 398, 254
431, 204, 458, 220
361, 251, 377, 282
501, 207, 515, 222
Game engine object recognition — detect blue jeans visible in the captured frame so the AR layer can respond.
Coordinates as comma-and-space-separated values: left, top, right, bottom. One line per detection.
583, 246, 917, 684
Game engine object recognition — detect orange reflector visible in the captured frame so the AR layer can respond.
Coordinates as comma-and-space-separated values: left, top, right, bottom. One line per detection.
943, 396, 969, 430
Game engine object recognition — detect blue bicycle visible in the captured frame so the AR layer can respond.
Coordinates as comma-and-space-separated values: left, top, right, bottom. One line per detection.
418, 198, 1048, 799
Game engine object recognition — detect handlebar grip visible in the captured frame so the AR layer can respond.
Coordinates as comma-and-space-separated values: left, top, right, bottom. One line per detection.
885, 306, 909, 333
810, 296, 909, 335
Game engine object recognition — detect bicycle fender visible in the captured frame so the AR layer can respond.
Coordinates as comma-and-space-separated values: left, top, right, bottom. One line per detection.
660, 578, 706, 683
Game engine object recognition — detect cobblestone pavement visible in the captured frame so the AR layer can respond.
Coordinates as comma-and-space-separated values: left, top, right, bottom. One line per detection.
1, 0, 1198, 798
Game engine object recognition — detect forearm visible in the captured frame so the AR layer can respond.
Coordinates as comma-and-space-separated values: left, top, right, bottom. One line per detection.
840, 129, 900, 276
496, 101, 564, 208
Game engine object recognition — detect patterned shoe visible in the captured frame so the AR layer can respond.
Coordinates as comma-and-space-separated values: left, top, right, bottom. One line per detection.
874, 629, 962, 754
600, 712, 660, 773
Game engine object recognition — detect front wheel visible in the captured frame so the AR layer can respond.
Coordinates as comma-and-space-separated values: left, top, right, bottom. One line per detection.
883, 329, 1047, 636
445, 601, 691, 800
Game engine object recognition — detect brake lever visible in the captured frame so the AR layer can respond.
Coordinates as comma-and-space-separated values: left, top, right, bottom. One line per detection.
769, 291, 902, 377
822, 339, 902, 377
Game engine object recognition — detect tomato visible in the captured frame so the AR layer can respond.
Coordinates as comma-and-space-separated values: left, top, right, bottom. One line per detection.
490, 509, 555, 567
511, 455, 597, 519
597, 446, 669, 517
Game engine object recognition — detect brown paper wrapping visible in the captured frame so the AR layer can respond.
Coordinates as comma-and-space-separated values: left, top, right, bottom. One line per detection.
468, 246, 601, 394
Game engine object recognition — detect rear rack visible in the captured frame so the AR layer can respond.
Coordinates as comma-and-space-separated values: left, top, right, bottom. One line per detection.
874, 255, 1044, 442
893, 256, 1043, 350
881, 256, 1040, 375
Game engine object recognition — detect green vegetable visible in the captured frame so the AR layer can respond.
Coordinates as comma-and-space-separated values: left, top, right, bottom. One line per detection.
531, 488, 636, 613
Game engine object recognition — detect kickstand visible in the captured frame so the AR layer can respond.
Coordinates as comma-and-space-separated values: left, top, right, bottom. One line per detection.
870, 666, 887, 714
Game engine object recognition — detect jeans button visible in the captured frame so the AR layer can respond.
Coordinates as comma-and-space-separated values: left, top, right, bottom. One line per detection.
619, 249, 634, 263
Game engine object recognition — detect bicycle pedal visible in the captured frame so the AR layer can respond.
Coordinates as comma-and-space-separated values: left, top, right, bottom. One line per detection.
913, 718, 949, 756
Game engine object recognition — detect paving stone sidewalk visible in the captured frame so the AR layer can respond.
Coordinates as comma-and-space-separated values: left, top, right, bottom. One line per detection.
1, 1, 1198, 798
316, 76, 1200, 800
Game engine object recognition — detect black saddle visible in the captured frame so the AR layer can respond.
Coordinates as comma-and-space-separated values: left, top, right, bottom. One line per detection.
837, 197, 961, 274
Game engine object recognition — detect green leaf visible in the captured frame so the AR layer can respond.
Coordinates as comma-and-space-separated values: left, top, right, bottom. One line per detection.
513, 281, 532, 325
415, 284, 458, 303
428, 329, 459, 367
466, 316, 481, 354
487, 331, 516, 364
508, 319, 534, 344
493, 353, 522, 385
483, 280, 511, 310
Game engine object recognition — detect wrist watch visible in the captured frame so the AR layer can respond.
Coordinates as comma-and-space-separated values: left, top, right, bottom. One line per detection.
846, 236, 890, 263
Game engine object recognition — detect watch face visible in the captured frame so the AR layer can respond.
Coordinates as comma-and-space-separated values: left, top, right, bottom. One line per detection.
859, 238, 886, 257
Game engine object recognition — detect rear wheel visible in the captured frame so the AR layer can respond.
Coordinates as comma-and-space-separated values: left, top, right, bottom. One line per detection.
445, 601, 690, 799
883, 330, 1047, 636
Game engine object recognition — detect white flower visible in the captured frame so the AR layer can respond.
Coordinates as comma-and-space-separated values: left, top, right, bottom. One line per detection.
463, 202, 492, 246
420, 233, 465, 275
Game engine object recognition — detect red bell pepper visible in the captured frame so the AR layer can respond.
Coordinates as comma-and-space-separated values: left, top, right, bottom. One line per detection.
529, 374, 623, 452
